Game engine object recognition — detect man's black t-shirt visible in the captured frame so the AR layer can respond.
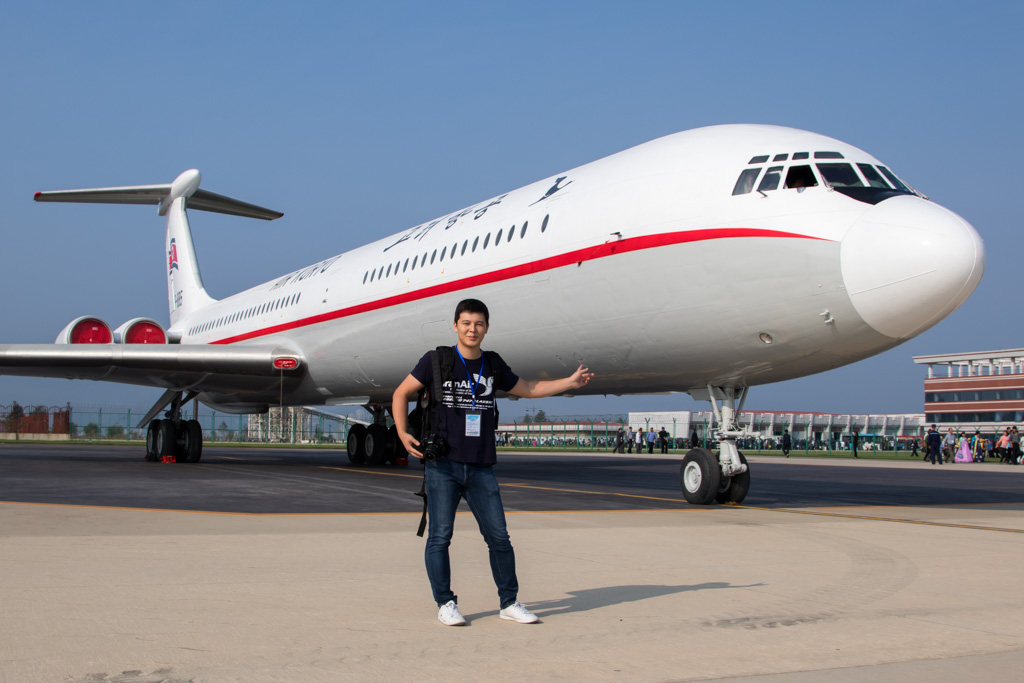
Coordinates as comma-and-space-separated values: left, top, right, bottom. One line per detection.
411, 347, 519, 466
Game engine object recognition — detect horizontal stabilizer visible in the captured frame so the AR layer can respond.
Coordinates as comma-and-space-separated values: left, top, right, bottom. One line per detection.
34, 180, 283, 221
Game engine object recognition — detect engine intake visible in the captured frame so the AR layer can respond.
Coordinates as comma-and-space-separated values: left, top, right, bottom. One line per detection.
56, 316, 113, 344
114, 318, 167, 344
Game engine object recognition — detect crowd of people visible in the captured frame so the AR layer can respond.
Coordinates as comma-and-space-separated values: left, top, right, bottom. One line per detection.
916, 425, 1022, 464
610, 426, 680, 454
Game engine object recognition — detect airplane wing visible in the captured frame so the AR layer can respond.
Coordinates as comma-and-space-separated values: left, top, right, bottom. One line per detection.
0, 344, 304, 393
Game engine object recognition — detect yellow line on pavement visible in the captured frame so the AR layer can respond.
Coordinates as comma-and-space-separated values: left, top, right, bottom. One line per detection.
729, 504, 1024, 534
500, 482, 691, 505
319, 465, 424, 479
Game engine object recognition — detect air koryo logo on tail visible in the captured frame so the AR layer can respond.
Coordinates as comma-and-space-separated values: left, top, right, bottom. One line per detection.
168, 239, 178, 274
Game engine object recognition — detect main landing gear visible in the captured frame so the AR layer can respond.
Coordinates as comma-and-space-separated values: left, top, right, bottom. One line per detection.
144, 391, 203, 463
679, 386, 751, 505
346, 405, 403, 467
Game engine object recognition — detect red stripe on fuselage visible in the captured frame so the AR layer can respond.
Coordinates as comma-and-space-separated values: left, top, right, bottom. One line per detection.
209, 228, 830, 345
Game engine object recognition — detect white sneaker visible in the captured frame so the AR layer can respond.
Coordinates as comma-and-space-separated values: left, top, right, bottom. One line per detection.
437, 600, 466, 626
499, 601, 539, 624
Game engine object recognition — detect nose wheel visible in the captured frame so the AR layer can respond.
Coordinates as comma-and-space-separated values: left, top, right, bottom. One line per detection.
679, 448, 720, 505
679, 386, 752, 505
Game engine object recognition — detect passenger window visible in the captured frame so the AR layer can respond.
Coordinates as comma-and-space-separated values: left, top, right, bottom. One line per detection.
520, 221, 529, 238
411, 256, 418, 270
757, 166, 784, 192
496, 228, 503, 244
507, 225, 515, 243
461, 240, 468, 255
785, 165, 818, 189
541, 215, 549, 232
403, 258, 409, 272
483, 233, 490, 249
732, 168, 761, 195
386, 264, 392, 277
857, 164, 891, 189
472, 236, 479, 252
440, 246, 447, 261
430, 249, 437, 264
816, 163, 864, 187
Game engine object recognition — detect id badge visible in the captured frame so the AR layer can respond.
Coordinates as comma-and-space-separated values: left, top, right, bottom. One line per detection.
465, 413, 482, 437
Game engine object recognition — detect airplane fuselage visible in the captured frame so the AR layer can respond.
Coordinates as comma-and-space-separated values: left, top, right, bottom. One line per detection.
173, 125, 983, 411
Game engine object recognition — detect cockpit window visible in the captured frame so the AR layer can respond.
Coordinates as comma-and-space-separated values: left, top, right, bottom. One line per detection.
857, 163, 891, 189
793, 152, 809, 160
816, 163, 864, 188
732, 168, 761, 195
749, 155, 769, 164
785, 165, 818, 189
757, 166, 784, 192
877, 166, 913, 193
773, 153, 789, 162
814, 151, 845, 159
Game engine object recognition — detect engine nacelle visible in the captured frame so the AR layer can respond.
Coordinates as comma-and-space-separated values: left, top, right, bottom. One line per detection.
56, 316, 113, 344
113, 318, 167, 344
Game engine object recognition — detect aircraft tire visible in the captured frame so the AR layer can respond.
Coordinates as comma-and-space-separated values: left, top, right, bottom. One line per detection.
679, 448, 720, 505
385, 425, 400, 465
714, 452, 750, 504
145, 420, 160, 461
364, 424, 389, 467
155, 419, 177, 459
180, 420, 203, 463
347, 424, 367, 465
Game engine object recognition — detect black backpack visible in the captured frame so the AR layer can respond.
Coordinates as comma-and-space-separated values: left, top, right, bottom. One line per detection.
413, 346, 504, 442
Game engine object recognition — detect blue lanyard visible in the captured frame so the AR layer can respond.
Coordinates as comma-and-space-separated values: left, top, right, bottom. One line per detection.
454, 346, 483, 409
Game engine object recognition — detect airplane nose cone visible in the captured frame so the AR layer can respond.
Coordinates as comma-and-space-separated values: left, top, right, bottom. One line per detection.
840, 196, 985, 340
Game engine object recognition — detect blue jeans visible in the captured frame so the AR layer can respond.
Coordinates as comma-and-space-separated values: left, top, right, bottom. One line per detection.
424, 458, 519, 608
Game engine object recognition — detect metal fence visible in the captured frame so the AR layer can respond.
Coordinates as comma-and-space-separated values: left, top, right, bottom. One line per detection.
0, 403, 362, 445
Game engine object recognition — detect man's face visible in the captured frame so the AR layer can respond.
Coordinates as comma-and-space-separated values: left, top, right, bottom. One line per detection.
454, 312, 488, 351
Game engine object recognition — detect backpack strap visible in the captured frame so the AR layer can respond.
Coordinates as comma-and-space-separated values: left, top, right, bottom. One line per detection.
415, 349, 446, 538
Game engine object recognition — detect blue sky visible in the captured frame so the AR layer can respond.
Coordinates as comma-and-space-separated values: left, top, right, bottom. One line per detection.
1, 1, 1020, 418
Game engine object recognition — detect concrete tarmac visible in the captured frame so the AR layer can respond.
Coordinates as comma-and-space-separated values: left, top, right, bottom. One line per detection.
1, 445, 1023, 682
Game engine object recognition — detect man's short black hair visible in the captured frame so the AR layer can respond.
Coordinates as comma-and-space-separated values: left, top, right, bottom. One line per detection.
454, 298, 489, 324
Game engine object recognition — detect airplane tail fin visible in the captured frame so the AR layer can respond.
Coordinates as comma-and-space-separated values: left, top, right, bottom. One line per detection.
35, 170, 283, 329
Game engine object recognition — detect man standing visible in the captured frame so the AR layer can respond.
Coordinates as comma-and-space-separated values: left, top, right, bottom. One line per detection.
646, 427, 657, 454
925, 424, 943, 465
625, 425, 634, 454
782, 429, 791, 458
852, 430, 860, 458
943, 427, 957, 463
393, 299, 593, 627
658, 426, 670, 454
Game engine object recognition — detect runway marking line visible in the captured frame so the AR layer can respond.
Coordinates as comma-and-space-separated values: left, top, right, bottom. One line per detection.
320, 466, 694, 505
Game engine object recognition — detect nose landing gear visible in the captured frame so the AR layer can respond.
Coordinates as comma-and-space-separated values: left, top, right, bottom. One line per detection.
680, 386, 751, 505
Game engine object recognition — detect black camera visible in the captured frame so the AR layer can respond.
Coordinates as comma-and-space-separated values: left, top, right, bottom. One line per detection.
421, 433, 449, 462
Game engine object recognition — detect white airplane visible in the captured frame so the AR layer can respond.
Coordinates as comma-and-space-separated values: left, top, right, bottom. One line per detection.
1, 124, 984, 504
